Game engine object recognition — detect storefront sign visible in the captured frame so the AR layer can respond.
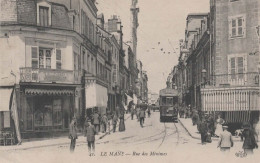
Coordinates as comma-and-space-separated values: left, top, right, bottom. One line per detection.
20, 68, 76, 84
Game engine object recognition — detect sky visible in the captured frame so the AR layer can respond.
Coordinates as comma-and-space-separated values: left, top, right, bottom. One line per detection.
96, 0, 209, 94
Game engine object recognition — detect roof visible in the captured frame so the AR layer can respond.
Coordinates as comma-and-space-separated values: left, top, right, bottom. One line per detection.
186, 13, 208, 20
159, 88, 178, 96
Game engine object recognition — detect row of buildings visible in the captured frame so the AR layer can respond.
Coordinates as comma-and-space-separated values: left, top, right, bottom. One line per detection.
168, 0, 260, 126
0, 0, 148, 139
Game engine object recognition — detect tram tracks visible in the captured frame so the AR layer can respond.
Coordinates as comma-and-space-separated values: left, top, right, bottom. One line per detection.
157, 121, 180, 149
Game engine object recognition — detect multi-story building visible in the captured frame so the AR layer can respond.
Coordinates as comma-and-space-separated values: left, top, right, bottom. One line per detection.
123, 43, 138, 98
201, 0, 260, 124
136, 60, 143, 101
148, 91, 159, 105
142, 71, 148, 103
106, 15, 124, 107
176, 13, 208, 106
173, 0, 260, 127
0, 0, 84, 138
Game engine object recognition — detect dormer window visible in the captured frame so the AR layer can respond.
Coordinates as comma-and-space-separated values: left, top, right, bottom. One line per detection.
37, 1, 51, 26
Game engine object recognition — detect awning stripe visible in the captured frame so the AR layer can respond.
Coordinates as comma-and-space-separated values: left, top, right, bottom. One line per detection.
25, 88, 74, 95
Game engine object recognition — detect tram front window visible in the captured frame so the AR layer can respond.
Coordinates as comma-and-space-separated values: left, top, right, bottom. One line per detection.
161, 97, 173, 106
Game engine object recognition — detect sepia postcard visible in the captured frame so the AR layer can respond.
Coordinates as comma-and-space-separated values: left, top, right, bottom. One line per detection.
0, 0, 260, 163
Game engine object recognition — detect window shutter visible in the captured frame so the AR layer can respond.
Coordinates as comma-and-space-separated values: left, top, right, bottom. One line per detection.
243, 55, 247, 73
56, 49, 61, 69
242, 16, 246, 38
228, 18, 232, 39
237, 57, 243, 74
31, 47, 38, 68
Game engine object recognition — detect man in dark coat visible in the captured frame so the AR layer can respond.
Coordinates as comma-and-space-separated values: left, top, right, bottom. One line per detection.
84, 119, 96, 155
199, 118, 208, 145
242, 124, 258, 155
69, 117, 77, 152
207, 114, 215, 136
131, 104, 135, 120
92, 111, 100, 134
112, 112, 118, 132
192, 111, 199, 126
101, 114, 108, 133
139, 109, 146, 127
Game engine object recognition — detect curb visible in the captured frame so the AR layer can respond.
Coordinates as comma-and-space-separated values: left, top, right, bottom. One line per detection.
0, 115, 131, 151
178, 119, 200, 140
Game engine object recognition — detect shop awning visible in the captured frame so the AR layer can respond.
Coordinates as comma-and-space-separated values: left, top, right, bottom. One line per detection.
0, 88, 13, 111
201, 87, 259, 111
25, 88, 74, 95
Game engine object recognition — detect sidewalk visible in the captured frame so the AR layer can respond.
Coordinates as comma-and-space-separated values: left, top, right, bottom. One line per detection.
0, 114, 131, 151
178, 117, 241, 142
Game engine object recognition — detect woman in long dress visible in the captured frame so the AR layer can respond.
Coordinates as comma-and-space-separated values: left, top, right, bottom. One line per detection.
215, 115, 225, 137
119, 111, 125, 132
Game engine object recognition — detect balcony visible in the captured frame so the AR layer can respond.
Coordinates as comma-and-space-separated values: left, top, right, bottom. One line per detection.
212, 72, 259, 87
20, 68, 80, 84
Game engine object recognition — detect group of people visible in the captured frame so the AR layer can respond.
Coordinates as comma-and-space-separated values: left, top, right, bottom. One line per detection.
68, 106, 126, 155
179, 105, 259, 155
217, 123, 258, 155
130, 103, 151, 127
179, 104, 191, 119
191, 111, 259, 155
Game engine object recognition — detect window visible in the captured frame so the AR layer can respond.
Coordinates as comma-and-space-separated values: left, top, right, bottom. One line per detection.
37, 2, 51, 26
229, 15, 246, 39
56, 49, 62, 69
228, 54, 247, 80
39, 6, 49, 26
38, 48, 52, 69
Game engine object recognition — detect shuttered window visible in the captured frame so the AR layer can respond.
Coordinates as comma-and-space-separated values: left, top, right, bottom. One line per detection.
229, 15, 246, 39
228, 55, 247, 80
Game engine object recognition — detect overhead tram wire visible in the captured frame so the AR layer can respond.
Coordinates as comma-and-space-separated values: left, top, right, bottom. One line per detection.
97, 1, 177, 56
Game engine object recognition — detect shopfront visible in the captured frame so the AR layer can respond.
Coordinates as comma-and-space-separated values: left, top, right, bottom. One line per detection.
20, 87, 75, 138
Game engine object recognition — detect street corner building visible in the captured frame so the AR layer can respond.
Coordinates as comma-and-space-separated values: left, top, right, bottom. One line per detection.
170, 0, 260, 131
0, 0, 88, 140
0, 0, 145, 142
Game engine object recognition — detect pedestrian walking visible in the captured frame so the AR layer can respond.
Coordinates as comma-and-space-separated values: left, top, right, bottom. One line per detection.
101, 114, 108, 133
207, 114, 215, 137
107, 111, 111, 134
139, 108, 145, 127
147, 107, 151, 118
192, 110, 199, 126
199, 118, 208, 145
217, 126, 233, 152
69, 116, 77, 153
131, 104, 135, 120
92, 111, 100, 134
253, 118, 260, 142
112, 112, 118, 132
241, 123, 258, 155
215, 114, 225, 137
119, 111, 125, 132
84, 119, 96, 156
136, 106, 140, 121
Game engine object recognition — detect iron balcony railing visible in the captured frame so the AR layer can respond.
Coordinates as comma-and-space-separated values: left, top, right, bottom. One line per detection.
211, 72, 259, 87
20, 68, 80, 84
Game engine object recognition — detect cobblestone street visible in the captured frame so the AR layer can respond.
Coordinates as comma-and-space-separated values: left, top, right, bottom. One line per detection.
1, 112, 259, 163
